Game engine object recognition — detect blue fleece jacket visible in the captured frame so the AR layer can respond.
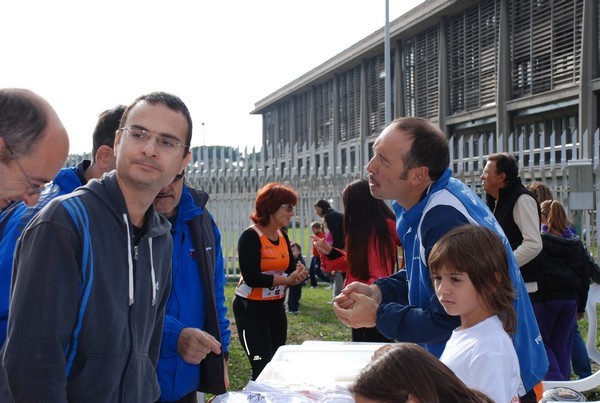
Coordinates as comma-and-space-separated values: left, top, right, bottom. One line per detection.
0, 161, 88, 347
157, 186, 230, 401
374, 168, 548, 393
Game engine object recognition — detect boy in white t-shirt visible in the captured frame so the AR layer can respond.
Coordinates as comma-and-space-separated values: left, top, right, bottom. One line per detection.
429, 225, 521, 403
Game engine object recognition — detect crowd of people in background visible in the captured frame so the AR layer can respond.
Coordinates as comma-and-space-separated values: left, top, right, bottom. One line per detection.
0, 88, 598, 402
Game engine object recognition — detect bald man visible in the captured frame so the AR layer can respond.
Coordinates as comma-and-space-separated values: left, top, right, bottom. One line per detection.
0, 88, 69, 209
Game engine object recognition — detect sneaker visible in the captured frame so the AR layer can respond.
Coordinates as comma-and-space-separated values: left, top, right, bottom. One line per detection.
310, 286, 317, 289
288, 310, 299, 315
325, 284, 333, 289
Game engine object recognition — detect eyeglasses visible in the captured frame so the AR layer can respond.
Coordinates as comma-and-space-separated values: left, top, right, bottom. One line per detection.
281, 204, 295, 212
118, 127, 188, 153
4, 142, 45, 196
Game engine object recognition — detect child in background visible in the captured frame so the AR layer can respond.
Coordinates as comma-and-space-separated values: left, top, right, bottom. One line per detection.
308, 221, 331, 288
287, 242, 306, 314
429, 225, 520, 403
533, 199, 590, 380
350, 343, 493, 403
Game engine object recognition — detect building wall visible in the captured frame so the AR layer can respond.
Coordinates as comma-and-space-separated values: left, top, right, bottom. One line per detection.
65, 0, 600, 278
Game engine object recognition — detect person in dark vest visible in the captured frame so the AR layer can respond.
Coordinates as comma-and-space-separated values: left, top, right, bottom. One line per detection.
154, 172, 231, 402
482, 152, 542, 295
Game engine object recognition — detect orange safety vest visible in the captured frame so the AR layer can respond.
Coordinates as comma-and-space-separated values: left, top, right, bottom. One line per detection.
235, 226, 290, 301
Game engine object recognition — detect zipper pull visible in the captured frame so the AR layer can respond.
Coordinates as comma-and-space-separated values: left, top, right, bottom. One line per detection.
134, 245, 139, 261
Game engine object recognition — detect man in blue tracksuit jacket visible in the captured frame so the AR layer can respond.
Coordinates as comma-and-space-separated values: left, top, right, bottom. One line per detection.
334, 117, 548, 403
0, 104, 124, 347
0, 161, 88, 346
155, 177, 230, 402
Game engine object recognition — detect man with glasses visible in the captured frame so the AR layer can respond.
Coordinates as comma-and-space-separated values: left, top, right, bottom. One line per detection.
3, 92, 192, 402
0, 88, 69, 209
153, 170, 230, 403
0, 104, 125, 349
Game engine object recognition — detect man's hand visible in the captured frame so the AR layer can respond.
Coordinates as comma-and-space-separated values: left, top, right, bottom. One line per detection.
177, 328, 221, 365
335, 281, 381, 309
333, 291, 379, 328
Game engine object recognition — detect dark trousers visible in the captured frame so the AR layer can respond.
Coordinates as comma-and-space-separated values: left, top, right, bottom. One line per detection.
519, 388, 538, 403
308, 256, 330, 287
287, 284, 303, 312
351, 327, 392, 343
571, 320, 592, 378
232, 296, 287, 380
160, 391, 199, 403
533, 299, 578, 380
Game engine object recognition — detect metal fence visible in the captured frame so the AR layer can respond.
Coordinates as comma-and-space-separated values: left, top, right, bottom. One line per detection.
179, 127, 600, 278
64, 127, 598, 277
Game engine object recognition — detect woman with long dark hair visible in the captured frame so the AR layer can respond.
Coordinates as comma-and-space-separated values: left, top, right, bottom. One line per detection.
313, 179, 400, 342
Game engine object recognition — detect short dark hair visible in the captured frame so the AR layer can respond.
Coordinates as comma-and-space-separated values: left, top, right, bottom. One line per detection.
314, 199, 331, 211
120, 91, 193, 154
390, 117, 449, 181
0, 88, 47, 157
92, 105, 126, 161
487, 152, 519, 183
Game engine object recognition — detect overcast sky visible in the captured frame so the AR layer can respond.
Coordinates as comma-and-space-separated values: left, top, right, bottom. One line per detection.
1, 0, 425, 154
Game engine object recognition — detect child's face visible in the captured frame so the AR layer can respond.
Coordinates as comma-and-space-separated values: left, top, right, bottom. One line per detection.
431, 266, 490, 329
311, 226, 321, 235
291, 246, 300, 258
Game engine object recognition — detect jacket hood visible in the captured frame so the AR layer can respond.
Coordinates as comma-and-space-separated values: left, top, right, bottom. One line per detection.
74, 170, 171, 306
178, 186, 207, 222
77, 170, 171, 238
541, 232, 583, 261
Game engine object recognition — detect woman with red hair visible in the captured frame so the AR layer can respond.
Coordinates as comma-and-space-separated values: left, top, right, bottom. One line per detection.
232, 182, 308, 381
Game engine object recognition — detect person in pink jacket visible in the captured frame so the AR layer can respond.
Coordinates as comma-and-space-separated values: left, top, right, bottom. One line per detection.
313, 179, 401, 342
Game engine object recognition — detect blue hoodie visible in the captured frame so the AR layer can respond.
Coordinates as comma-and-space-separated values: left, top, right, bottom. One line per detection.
0, 161, 89, 347
374, 168, 548, 394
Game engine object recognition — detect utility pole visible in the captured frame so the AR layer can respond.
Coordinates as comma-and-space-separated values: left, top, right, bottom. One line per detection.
384, 0, 391, 125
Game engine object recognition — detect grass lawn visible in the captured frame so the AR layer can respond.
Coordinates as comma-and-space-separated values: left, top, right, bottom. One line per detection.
221, 280, 600, 398
224, 281, 349, 391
